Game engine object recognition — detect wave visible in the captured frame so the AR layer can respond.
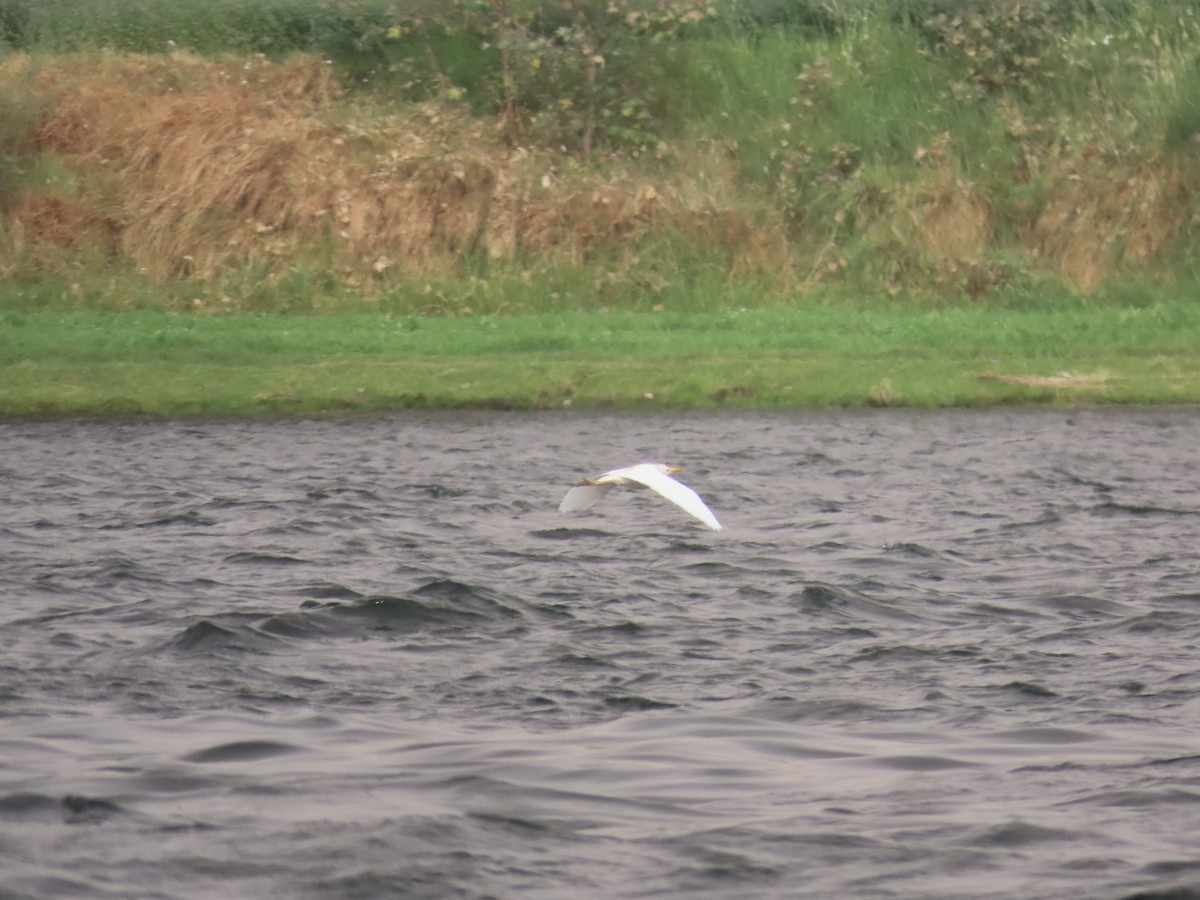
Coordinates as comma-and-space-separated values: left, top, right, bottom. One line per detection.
168, 579, 526, 654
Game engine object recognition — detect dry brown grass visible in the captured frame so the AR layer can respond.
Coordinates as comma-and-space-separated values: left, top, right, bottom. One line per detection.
910, 168, 993, 263
826, 163, 999, 298
1, 51, 781, 292
887, 165, 997, 297
1024, 153, 1193, 293
850, 150, 1194, 298
977, 371, 1112, 389
7, 52, 341, 279
2, 50, 1198, 301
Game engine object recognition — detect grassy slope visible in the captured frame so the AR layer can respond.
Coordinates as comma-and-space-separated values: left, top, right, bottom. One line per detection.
3, 2, 1200, 414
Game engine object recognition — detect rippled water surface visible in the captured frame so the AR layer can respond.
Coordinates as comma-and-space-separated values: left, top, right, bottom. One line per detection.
3, 409, 1200, 899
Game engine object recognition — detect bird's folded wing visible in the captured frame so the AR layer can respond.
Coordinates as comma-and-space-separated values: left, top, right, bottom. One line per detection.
559, 483, 615, 512
623, 468, 722, 530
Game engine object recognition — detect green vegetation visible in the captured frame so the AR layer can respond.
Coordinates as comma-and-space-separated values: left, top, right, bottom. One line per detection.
1, 1, 1199, 413
4, 303, 1199, 414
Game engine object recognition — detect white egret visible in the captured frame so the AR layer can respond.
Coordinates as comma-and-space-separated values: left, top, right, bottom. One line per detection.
559, 463, 722, 531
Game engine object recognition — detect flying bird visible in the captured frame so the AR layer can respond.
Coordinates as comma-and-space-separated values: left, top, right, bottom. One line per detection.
559, 463, 722, 530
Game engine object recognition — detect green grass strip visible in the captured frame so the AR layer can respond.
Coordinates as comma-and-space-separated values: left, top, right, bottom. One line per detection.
2, 307, 1199, 415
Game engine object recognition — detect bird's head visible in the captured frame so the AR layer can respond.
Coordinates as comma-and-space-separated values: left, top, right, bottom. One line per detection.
667, 465, 683, 474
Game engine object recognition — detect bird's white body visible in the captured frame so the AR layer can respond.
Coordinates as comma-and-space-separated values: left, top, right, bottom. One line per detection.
559, 463, 722, 531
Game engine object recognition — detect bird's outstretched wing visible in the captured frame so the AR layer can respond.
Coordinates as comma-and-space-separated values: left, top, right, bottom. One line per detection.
620, 465, 722, 531
559, 482, 616, 512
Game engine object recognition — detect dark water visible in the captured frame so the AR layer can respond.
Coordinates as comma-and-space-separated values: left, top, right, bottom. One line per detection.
3, 409, 1200, 899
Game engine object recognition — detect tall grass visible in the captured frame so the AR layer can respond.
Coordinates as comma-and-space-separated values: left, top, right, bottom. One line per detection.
0, 0, 372, 55
2, 0, 1200, 312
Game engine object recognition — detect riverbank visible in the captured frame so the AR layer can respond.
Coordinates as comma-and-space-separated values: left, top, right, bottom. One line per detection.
3, 3, 1200, 415
4, 306, 1198, 415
